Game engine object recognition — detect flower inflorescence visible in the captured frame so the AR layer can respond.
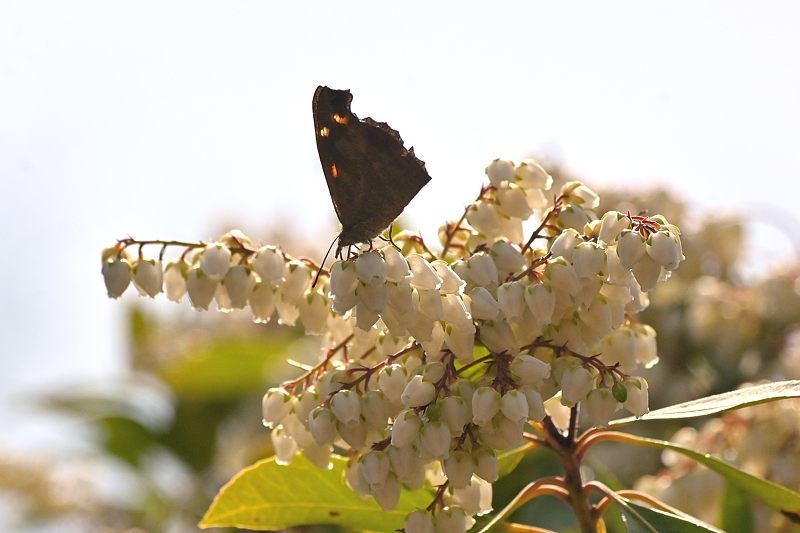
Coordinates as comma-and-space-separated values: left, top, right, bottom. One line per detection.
101, 158, 683, 531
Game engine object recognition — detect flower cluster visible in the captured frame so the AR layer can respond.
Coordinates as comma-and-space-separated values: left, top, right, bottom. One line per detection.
102, 158, 683, 531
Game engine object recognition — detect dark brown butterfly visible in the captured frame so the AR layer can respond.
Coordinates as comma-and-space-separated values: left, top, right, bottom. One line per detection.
312, 86, 432, 259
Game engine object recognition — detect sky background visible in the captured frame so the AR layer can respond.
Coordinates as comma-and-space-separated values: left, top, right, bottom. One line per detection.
1, 1, 800, 452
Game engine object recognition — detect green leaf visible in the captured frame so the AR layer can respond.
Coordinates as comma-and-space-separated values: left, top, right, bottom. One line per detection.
160, 337, 294, 401
719, 483, 754, 533
604, 432, 800, 515
497, 442, 536, 477
613, 497, 723, 533
200, 454, 432, 531
611, 380, 800, 426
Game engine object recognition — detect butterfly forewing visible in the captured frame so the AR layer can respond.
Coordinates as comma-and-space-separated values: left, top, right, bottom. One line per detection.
312, 86, 432, 247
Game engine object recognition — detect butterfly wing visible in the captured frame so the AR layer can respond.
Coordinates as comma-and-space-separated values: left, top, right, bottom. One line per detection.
312, 86, 432, 246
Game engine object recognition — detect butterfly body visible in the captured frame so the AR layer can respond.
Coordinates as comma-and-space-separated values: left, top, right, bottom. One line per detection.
312, 86, 432, 255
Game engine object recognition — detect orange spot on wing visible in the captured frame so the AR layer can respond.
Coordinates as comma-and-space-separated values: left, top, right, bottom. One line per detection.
332, 113, 349, 125
331, 163, 338, 178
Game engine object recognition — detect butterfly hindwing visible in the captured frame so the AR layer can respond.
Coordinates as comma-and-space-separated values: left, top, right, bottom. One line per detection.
312, 86, 432, 247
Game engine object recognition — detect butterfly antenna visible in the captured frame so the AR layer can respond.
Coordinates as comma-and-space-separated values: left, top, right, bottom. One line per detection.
312, 234, 338, 288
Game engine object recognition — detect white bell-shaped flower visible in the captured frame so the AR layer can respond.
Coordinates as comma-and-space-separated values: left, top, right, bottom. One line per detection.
431, 260, 465, 294
371, 473, 400, 511
163, 260, 187, 302
355, 251, 386, 286
647, 230, 683, 271
521, 388, 546, 421
198, 242, 231, 281
585, 388, 619, 427
283, 261, 311, 303
270, 426, 297, 465
599, 211, 630, 244
545, 258, 581, 296
623, 377, 649, 417
252, 245, 285, 284
500, 390, 529, 422
617, 229, 646, 269
524, 283, 555, 324
598, 327, 637, 371
558, 205, 591, 231
132, 258, 163, 297
572, 242, 607, 280
382, 246, 411, 281
495, 183, 534, 219
417, 288, 444, 320
361, 390, 389, 430
249, 282, 278, 323
405, 510, 435, 533
359, 450, 390, 487
490, 240, 526, 277
418, 420, 451, 460
102, 258, 132, 298
186, 266, 217, 310
308, 406, 337, 445
262, 387, 292, 428
485, 158, 515, 186
391, 409, 422, 447
510, 355, 551, 387
479, 319, 519, 354
441, 396, 470, 433
515, 158, 552, 190
444, 322, 476, 363
466, 201, 502, 236
468, 287, 500, 320
561, 180, 600, 209
632, 253, 662, 292
471, 386, 501, 426
465, 252, 498, 288
406, 255, 442, 290
472, 448, 499, 482
378, 363, 409, 405
634, 324, 659, 368
222, 265, 255, 309
443, 450, 474, 489
549, 228, 582, 261
442, 294, 472, 328
298, 290, 329, 335
330, 390, 362, 424
559, 361, 595, 407
401, 375, 436, 408
497, 281, 525, 320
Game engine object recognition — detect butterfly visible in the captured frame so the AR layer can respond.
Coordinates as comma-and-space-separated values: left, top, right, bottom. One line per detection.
312, 86, 432, 259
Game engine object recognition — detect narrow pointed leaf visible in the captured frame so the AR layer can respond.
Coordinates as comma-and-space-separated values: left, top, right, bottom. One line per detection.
602, 432, 800, 515
613, 497, 723, 533
719, 483, 754, 533
200, 454, 431, 531
611, 380, 800, 426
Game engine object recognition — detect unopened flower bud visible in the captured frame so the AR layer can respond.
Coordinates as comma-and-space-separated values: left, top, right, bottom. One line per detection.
561, 180, 600, 208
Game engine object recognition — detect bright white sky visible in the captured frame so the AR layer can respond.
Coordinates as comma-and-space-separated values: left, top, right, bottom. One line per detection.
1, 1, 800, 449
